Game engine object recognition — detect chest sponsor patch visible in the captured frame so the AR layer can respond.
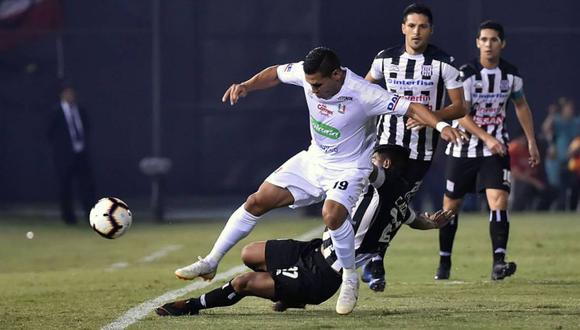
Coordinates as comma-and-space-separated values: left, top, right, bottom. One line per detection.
310, 116, 341, 140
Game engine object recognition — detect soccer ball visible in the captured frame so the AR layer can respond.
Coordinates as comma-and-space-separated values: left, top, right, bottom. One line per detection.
89, 197, 132, 239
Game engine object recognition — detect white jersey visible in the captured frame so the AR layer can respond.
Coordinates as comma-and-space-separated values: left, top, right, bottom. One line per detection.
445, 58, 524, 158
369, 45, 462, 161
276, 62, 410, 170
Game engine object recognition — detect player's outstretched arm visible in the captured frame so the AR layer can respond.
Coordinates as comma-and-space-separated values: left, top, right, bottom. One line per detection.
222, 65, 281, 106
513, 96, 540, 167
406, 87, 467, 129
408, 210, 454, 230
406, 103, 467, 146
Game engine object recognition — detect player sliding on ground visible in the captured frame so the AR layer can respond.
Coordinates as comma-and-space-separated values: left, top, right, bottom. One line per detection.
174, 47, 466, 315
159, 146, 455, 317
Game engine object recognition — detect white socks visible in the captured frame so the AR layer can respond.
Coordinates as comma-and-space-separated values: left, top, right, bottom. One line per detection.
206, 204, 259, 266
329, 219, 356, 276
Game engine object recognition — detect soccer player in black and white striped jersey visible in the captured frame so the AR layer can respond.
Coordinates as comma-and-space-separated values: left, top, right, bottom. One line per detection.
361, 3, 467, 291
435, 21, 541, 281
155, 146, 453, 317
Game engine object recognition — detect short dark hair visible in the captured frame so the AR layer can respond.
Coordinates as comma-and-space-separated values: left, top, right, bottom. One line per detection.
478, 20, 505, 41
373, 144, 410, 170
303, 47, 341, 77
402, 3, 433, 25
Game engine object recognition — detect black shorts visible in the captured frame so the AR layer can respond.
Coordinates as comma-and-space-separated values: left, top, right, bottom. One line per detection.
402, 159, 432, 200
265, 239, 341, 305
444, 155, 511, 199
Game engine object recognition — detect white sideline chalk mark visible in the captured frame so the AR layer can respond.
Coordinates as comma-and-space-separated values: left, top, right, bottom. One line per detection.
102, 225, 324, 330
105, 262, 130, 272
139, 245, 183, 263
105, 245, 183, 272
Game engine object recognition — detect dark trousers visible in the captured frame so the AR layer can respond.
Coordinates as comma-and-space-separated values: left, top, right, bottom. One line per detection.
56, 152, 96, 224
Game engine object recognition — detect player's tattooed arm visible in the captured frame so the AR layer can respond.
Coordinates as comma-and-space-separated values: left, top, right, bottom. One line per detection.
222, 65, 281, 105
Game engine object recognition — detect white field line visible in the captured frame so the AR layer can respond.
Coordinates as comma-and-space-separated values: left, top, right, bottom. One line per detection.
105, 262, 130, 272
104, 245, 183, 272
139, 244, 183, 263
101, 225, 324, 330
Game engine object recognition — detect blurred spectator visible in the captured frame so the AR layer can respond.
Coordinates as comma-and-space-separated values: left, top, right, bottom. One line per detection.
508, 136, 550, 210
567, 137, 580, 211
47, 84, 96, 224
542, 98, 580, 210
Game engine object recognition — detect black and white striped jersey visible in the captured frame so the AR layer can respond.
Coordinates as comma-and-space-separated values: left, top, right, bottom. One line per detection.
445, 58, 524, 158
321, 169, 415, 272
369, 44, 462, 161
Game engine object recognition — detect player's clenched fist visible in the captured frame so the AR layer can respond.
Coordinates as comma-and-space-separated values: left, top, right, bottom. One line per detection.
222, 83, 249, 105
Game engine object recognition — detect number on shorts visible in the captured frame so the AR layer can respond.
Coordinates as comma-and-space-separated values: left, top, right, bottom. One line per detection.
503, 169, 511, 184
333, 181, 349, 190
276, 266, 299, 279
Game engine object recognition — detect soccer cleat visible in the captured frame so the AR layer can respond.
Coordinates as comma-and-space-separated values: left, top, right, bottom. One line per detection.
361, 259, 386, 292
368, 278, 386, 292
360, 261, 372, 283
155, 299, 199, 316
174, 256, 217, 281
491, 261, 517, 280
272, 301, 306, 312
336, 276, 359, 315
434, 264, 451, 280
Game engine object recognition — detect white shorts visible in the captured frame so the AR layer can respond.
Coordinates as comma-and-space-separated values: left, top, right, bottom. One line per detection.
265, 151, 371, 216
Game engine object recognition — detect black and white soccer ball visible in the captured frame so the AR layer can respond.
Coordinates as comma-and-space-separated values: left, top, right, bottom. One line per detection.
89, 197, 132, 239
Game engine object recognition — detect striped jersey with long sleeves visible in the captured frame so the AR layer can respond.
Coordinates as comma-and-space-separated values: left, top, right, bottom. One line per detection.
321, 169, 416, 272
445, 58, 524, 158
369, 44, 462, 161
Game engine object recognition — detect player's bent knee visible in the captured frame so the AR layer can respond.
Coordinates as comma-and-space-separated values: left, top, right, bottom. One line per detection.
241, 242, 266, 270
231, 273, 251, 293
231, 272, 264, 295
244, 193, 268, 216
322, 203, 348, 230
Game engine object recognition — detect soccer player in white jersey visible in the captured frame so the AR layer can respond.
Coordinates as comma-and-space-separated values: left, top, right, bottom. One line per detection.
435, 21, 540, 281
361, 3, 467, 291
156, 146, 454, 318
173, 47, 465, 315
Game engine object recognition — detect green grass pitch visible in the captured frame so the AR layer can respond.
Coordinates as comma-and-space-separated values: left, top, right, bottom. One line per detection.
1, 213, 579, 329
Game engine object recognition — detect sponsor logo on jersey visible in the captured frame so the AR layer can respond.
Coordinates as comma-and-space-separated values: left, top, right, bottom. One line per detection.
389, 64, 399, 72
500, 80, 510, 91
404, 94, 431, 103
387, 78, 434, 86
386, 95, 400, 111
473, 114, 504, 126
473, 104, 503, 116
319, 144, 339, 153
310, 116, 341, 139
421, 65, 432, 78
338, 103, 347, 114
337, 96, 353, 102
317, 104, 334, 116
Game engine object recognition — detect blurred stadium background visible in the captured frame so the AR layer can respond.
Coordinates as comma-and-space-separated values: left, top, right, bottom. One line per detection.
0, 0, 579, 219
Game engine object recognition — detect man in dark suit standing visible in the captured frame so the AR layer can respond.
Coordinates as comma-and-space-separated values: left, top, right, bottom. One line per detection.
47, 84, 96, 225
